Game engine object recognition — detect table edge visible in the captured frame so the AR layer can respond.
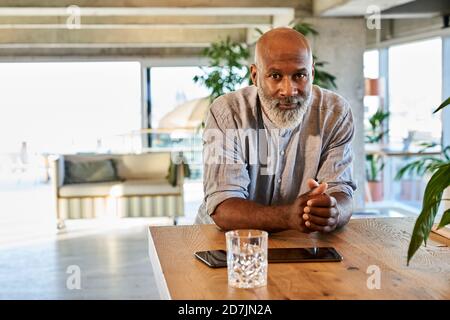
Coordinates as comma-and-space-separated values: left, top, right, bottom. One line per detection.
147, 227, 172, 300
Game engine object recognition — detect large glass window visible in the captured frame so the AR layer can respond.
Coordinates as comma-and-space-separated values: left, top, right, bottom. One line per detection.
150, 67, 210, 129
363, 50, 381, 126
0, 61, 142, 155
149, 67, 212, 180
388, 38, 442, 148
0, 61, 142, 186
364, 50, 379, 79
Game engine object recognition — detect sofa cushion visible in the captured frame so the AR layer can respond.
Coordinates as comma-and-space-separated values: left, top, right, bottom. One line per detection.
109, 179, 181, 197
115, 153, 171, 180
59, 182, 118, 197
64, 159, 121, 184
59, 179, 181, 198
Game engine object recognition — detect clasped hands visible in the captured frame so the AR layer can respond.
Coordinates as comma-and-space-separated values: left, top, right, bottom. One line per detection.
289, 178, 339, 233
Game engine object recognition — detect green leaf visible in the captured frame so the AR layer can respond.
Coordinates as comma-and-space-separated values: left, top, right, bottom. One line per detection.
290, 21, 319, 37
407, 163, 450, 265
395, 160, 422, 180
417, 142, 437, 153
313, 68, 337, 90
444, 146, 450, 161
395, 152, 447, 181
437, 208, 450, 229
254, 27, 264, 35
194, 37, 250, 101
365, 154, 384, 181
433, 96, 450, 114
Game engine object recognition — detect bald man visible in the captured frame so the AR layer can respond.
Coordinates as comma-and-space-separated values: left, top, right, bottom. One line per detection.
195, 28, 356, 233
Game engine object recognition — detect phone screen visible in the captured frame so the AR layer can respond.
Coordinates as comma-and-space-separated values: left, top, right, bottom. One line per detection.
194, 247, 342, 268
268, 247, 342, 263
194, 250, 227, 268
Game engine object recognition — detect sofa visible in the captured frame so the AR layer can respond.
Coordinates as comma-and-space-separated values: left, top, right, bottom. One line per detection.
50, 152, 185, 228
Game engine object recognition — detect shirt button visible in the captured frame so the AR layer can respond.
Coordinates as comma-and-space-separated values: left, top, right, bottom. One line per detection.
277, 178, 282, 183
280, 150, 285, 156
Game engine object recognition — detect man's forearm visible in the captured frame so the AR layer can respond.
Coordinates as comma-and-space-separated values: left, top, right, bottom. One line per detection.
212, 198, 292, 232
330, 192, 353, 228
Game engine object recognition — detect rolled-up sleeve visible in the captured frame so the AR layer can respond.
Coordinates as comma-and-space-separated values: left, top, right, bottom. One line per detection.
202, 98, 250, 216
316, 107, 357, 198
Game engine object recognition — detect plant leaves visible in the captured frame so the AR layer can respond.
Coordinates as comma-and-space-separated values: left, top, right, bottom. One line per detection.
444, 146, 450, 161
433, 96, 450, 114
194, 37, 250, 100
290, 21, 319, 37
254, 27, 264, 35
437, 208, 450, 229
407, 163, 450, 265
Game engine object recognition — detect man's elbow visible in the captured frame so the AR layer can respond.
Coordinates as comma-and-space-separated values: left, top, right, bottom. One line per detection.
210, 204, 230, 231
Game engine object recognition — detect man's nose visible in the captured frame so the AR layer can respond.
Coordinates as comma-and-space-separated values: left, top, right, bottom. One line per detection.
279, 77, 298, 97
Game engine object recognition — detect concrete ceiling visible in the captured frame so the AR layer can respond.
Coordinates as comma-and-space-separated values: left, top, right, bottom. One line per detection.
381, 0, 450, 19
0, 0, 446, 56
0, 0, 311, 51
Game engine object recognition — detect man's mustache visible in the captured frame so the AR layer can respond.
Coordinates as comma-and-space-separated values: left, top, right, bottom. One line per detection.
271, 95, 307, 106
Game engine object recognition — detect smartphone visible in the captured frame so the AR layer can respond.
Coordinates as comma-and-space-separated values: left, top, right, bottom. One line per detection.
269, 247, 343, 263
194, 247, 343, 268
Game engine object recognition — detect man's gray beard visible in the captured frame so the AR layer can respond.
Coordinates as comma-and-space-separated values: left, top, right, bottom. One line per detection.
257, 86, 312, 130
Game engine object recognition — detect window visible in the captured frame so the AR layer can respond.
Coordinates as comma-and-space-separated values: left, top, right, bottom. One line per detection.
363, 50, 382, 127
148, 66, 211, 179
0, 61, 142, 154
150, 67, 210, 129
388, 38, 442, 148
364, 50, 379, 79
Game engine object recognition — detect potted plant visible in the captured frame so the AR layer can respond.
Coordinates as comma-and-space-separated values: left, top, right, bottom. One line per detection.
406, 96, 450, 265
365, 108, 390, 201
395, 141, 448, 201
193, 37, 251, 102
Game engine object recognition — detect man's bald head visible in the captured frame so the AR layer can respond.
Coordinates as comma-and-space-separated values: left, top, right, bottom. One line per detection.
254, 27, 312, 68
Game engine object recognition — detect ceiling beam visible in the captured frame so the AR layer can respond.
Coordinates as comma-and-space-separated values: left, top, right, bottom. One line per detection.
0, 0, 311, 10
0, 46, 206, 58
0, 15, 272, 25
381, 0, 450, 19
0, 7, 293, 16
0, 28, 247, 48
313, 0, 415, 17
0, 15, 272, 29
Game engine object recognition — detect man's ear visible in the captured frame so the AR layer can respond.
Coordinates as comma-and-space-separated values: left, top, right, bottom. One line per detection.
250, 64, 258, 86
311, 61, 315, 82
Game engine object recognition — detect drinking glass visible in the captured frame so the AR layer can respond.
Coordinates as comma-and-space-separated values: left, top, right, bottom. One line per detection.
225, 229, 268, 289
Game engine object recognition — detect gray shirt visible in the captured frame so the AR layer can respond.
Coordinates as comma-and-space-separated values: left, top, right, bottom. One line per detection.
195, 85, 356, 224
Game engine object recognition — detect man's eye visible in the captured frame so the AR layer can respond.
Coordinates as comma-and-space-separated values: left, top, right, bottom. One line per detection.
270, 73, 281, 80
295, 73, 307, 80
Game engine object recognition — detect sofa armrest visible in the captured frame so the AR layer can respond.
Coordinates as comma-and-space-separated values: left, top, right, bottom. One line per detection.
49, 155, 64, 223
176, 161, 185, 187
49, 155, 65, 191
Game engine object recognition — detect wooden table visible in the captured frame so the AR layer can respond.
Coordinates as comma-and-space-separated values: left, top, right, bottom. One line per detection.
147, 218, 450, 300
